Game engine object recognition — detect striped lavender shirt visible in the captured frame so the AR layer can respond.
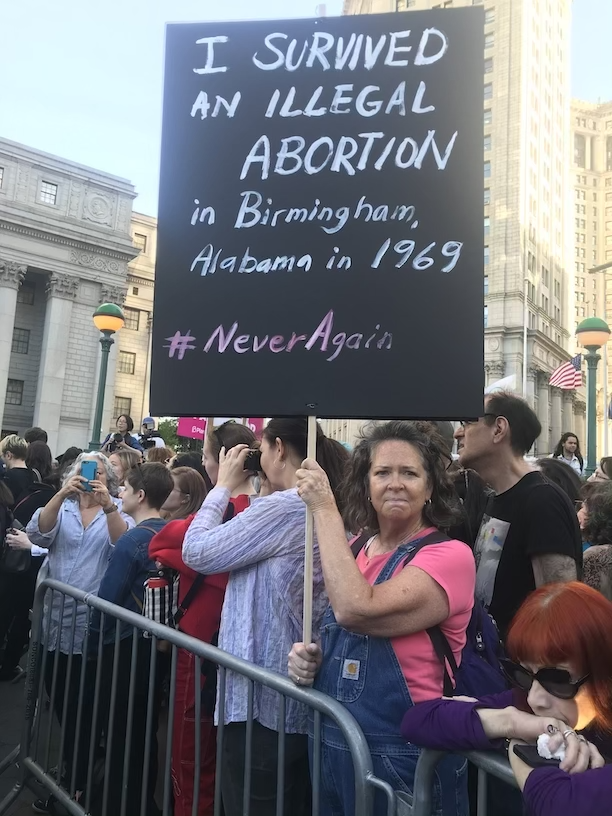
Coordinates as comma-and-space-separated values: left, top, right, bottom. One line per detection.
183, 486, 327, 734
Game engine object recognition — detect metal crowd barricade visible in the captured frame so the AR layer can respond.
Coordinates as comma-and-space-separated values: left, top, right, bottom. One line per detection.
410, 748, 519, 816
0, 577, 387, 816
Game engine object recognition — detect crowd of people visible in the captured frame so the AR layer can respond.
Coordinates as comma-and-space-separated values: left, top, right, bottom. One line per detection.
0, 399, 611, 816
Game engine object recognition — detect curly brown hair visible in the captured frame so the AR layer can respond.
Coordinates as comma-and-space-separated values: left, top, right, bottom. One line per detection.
341, 421, 462, 535
583, 482, 612, 546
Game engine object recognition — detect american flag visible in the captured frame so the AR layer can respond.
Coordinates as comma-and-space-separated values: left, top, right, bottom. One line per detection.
549, 354, 583, 389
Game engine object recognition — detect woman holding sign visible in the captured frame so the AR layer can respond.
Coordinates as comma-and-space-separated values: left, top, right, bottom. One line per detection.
289, 421, 475, 816
182, 418, 349, 816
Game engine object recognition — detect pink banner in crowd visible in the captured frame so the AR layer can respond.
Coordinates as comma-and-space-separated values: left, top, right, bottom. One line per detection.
177, 417, 264, 440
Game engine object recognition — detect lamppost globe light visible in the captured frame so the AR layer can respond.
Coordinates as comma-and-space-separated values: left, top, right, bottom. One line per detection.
89, 302, 125, 451
92, 302, 125, 334
575, 316, 611, 349
575, 317, 610, 477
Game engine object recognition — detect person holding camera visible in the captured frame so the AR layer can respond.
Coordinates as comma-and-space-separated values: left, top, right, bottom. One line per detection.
151, 421, 256, 816
101, 414, 144, 454
183, 418, 349, 816
139, 416, 166, 450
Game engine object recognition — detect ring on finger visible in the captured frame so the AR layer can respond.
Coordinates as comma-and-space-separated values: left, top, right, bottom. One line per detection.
294, 675, 301, 685
562, 728, 577, 739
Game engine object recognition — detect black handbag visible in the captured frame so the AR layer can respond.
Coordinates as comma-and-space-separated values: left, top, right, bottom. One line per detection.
0, 515, 31, 574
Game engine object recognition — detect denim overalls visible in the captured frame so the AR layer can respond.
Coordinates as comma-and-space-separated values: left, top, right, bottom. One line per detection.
311, 540, 469, 816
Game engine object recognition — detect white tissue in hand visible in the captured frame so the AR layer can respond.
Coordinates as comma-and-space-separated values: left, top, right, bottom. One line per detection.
537, 734, 566, 761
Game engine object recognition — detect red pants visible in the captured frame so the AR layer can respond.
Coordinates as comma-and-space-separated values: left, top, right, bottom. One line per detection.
172, 647, 217, 816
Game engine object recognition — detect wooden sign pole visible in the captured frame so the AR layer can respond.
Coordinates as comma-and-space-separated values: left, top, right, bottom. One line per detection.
302, 415, 318, 644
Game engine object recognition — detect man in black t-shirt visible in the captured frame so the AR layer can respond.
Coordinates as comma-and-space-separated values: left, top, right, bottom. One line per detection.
454, 391, 582, 639
0, 435, 34, 509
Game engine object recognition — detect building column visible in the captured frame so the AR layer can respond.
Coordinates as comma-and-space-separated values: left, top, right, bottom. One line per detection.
551, 389, 563, 452
527, 367, 538, 410
0, 260, 27, 432
537, 372, 551, 455
33, 274, 79, 455
574, 399, 587, 452
485, 361, 505, 388
562, 391, 574, 434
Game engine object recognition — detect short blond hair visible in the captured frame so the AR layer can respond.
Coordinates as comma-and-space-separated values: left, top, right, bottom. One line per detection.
0, 434, 28, 460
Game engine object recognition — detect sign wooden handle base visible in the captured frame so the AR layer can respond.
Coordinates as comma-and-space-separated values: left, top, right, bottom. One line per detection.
302, 415, 317, 645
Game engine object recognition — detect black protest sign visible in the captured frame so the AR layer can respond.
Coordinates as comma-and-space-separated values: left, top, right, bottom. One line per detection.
151, 9, 484, 419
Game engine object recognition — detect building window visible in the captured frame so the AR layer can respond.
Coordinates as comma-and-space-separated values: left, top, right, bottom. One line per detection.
484, 161, 491, 178
133, 233, 147, 253
484, 109, 492, 126
485, 32, 494, 49
484, 135, 491, 151
484, 83, 492, 100
39, 181, 58, 205
484, 58, 493, 74
11, 327, 30, 355
5, 379, 23, 406
16, 282, 35, 305
484, 275, 489, 295
118, 351, 136, 375
574, 134, 587, 168
113, 396, 132, 420
0, 167, 4, 188
485, 7, 495, 24
484, 216, 490, 236
484, 188, 490, 205
484, 305, 488, 328
124, 307, 140, 331
132, 286, 139, 296
484, 246, 489, 265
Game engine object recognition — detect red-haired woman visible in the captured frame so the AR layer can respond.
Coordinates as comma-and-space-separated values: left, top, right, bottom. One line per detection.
401, 582, 612, 816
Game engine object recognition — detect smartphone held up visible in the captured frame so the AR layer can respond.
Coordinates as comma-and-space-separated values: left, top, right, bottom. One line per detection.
80, 460, 97, 492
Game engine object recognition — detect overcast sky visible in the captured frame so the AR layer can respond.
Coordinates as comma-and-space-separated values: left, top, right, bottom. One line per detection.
0, 0, 608, 216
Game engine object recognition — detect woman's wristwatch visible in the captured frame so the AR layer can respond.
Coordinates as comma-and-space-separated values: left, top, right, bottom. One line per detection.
103, 503, 118, 515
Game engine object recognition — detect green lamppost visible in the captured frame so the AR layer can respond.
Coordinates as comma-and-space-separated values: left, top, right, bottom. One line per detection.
576, 316, 611, 477
89, 303, 125, 451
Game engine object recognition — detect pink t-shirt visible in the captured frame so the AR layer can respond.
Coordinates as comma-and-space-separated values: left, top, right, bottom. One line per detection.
355, 528, 476, 703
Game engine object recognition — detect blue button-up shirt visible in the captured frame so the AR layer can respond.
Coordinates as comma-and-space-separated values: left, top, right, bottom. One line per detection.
183, 487, 327, 734
27, 498, 134, 654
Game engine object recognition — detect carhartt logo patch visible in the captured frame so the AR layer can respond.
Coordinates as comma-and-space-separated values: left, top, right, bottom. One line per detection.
342, 659, 360, 680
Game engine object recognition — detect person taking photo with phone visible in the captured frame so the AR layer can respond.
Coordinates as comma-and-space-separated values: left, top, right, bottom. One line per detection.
26, 452, 133, 815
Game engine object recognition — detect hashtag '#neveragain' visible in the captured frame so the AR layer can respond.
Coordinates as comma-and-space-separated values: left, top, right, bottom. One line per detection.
164, 331, 197, 360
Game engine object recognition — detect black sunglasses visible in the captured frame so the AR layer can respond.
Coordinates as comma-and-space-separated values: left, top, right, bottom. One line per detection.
458, 413, 499, 428
500, 659, 589, 700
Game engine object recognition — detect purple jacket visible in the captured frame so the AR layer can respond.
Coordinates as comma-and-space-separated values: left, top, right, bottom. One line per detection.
401, 691, 612, 816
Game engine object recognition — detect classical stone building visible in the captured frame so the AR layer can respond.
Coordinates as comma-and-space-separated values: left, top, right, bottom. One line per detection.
340, 0, 587, 453
0, 137, 138, 455
111, 212, 156, 434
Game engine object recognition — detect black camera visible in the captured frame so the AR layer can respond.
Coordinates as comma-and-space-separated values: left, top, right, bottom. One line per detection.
244, 450, 262, 472
113, 433, 123, 443
141, 430, 162, 450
